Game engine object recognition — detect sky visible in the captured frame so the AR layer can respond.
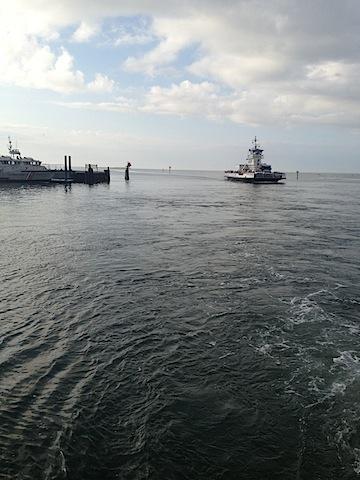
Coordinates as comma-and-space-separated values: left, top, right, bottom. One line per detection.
0, 0, 360, 172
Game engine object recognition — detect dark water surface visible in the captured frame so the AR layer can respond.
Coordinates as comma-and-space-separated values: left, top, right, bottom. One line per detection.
1, 170, 360, 480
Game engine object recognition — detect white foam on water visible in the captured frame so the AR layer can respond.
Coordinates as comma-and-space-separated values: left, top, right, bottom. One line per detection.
249, 281, 360, 475
268, 266, 285, 279
330, 382, 347, 395
353, 448, 360, 474
307, 376, 325, 394
288, 295, 327, 325
333, 351, 360, 372
256, 343, 272, 356
218, 352, 234, 360
307, 288, 331, 299
334, 415, 360, 476
341, 323, 360, 335
44, 430, 68, 480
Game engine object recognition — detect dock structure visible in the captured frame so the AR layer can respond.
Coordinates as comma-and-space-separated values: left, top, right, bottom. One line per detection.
50, 157, 110, 184
51, 168, 110, 184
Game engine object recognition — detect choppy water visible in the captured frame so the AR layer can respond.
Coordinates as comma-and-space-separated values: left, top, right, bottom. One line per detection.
1, 170, 360, 480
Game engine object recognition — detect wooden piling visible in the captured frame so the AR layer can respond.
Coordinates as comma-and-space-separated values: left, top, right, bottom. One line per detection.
64, 155, 68, 182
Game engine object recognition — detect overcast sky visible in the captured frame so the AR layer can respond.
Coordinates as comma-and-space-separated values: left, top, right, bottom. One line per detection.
1, 0, 359, 171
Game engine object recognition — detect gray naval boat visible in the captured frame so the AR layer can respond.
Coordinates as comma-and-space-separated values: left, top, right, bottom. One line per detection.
0, 137, 53, 183
225, 137, 285, 183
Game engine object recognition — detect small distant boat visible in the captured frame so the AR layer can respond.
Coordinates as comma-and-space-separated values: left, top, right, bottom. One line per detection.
0, 137, 53, 183
225, 137, 285, 183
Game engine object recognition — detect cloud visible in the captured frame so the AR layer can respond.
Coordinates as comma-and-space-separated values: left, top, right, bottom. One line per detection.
115, 32, 153, 46
56, 81, 223, 118
55, 96, 137, 113
109, 20, 155, 46
87, 73, 115, 93
140, 80, 221, 118
72, 21, 100, 42
123, 17, 197, 75
0, 35, 85, 93
305, 60, 360, 96
116, 1, 360, 126
1, 0, 360, 126
188, 54, 284, 88
0, 2, 115, 93
0, 36, 114, 94
56, 78, 360, 129
0, 19, 114, 93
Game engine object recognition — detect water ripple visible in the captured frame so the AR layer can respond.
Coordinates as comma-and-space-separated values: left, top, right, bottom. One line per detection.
1, 172, 360, 479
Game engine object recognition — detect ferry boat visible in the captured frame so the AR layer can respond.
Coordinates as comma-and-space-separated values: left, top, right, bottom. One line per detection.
225, 137, 285, 183
0, 138, 52, 183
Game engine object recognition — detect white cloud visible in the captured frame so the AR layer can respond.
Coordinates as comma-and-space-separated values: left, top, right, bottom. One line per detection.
0, 2, 115, 94
87, 73, 115, 93
123, 18, 195, 76
0, 35, 114, 94
0, 21, 115, 93
140, 80, 220, 117
72, 21, 100, 43
55, 81, 222, 117
114, 32, 153, 46
1, 0, 360, 126
0, 35, 85, 93
122, 15, 215, 76
188, 54, 284, 88
306, 61, 360, 88
110, 22, 154, 46
56, 78, 360, 129
55, 96, 137, 113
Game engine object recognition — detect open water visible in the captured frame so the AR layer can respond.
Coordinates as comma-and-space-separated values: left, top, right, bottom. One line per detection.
0, 170, 360, 480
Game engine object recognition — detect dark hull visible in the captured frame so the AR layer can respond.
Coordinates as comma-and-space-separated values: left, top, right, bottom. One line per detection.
0, 169, 53, 183
225, 176, 284, 184
0, 169, 110, 185
0, 178, 52, 184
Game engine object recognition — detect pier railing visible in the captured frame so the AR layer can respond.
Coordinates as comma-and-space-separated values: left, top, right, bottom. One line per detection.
44, 164, 98, 171
44, 164, 101, 172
